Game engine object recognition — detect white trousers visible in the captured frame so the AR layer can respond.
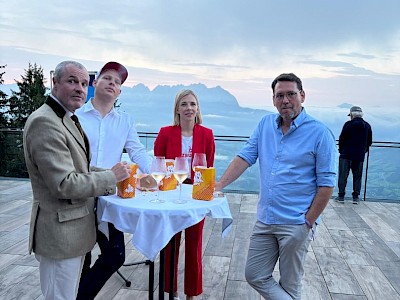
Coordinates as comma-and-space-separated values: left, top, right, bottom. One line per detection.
35, 254, 85, 300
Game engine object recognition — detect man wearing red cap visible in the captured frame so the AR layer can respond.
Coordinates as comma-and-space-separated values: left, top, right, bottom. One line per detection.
23, 60, 131, 300
335, 106, 372, 204
76, 62, 154, 299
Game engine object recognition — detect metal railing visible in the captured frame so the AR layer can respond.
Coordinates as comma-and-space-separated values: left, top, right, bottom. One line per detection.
1, 128, 399, 202
135, 132, 400, 202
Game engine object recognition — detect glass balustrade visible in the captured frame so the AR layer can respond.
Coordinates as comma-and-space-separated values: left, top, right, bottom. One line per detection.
1, 129, 399, 202
134, 132, 400, 202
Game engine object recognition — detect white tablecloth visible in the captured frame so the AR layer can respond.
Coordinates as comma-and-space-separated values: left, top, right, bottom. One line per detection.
97, 184, 233, 261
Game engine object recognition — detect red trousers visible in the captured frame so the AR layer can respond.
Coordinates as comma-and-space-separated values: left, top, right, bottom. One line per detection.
164, 218, 205, 296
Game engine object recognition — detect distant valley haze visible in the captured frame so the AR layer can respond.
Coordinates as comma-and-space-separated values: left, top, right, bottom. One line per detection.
1, 82, 399, 142
116, 83, 400, 142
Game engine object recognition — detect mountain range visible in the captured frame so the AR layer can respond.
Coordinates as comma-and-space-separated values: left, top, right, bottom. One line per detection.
116, 83, 399, 143
2, 82, 399, 141
117, 83, 272, 136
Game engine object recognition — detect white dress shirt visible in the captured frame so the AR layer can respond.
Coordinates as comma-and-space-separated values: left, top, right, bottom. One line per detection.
76, 99, 151, 173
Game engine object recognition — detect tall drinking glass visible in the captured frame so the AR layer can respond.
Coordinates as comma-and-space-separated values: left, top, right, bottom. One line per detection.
192, 153, 207, 172
173, 157, 189, 204
150, 156, 167, 203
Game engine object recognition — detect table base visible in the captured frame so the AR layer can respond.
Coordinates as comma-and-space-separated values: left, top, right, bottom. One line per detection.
118, 259, 155, 300
117, 236, 176, 300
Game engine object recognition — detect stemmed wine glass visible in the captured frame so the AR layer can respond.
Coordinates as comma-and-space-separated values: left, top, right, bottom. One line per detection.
192, 153, 207, 172
173, 157, 189, 204
150, 156, 167, 203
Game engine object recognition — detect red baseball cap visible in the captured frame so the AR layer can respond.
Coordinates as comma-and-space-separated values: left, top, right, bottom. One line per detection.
98, 61, 128, 84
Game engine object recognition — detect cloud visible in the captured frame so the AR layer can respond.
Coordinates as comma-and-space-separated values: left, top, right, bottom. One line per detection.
337, 52, 376, 59
1, 0, 399, 114
172, 62, 250, 70
203, 114, 229, 119
300, 59, 379, 76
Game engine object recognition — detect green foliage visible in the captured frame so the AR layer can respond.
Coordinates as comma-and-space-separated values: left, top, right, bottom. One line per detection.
0, 63, 47, 177
7, 63, 48, 128
0, 65, 9, 127
0, 129, 28, 178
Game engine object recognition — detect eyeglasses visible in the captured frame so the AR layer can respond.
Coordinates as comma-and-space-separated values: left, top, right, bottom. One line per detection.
274, 91, 301, 101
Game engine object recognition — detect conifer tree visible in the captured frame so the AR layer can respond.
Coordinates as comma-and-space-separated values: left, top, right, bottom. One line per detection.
8, 63, 48, 128
0, 65, 9, 127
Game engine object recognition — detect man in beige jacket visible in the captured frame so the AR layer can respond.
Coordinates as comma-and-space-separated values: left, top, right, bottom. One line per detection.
23, 60, 130, 300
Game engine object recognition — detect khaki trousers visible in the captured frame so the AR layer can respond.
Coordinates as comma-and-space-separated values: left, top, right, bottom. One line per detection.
245, 222, 313, 300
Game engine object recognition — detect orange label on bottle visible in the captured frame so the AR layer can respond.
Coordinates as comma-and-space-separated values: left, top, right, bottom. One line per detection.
192, 167, 215, 201
159, 159, 178, 191
117, 164, 138, 198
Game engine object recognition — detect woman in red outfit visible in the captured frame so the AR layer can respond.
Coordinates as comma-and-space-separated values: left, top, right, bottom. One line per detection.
154, 89, 215, 300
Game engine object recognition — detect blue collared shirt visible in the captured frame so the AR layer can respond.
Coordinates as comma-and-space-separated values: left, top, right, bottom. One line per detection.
238, 108, 336, 225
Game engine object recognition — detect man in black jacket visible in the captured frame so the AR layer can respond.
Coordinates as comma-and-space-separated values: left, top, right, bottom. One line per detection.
335, 106, 372, 204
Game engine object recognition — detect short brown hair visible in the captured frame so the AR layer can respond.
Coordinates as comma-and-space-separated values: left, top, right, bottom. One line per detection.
271, 73, 303, 92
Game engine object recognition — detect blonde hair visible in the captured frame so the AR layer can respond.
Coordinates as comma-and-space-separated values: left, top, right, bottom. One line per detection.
173, 89, 203, 126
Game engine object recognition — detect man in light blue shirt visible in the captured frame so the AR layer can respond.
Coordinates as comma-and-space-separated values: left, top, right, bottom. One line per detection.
216, 73, 336, 300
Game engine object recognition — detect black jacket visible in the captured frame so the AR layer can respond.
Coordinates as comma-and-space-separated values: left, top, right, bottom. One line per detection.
339, 117, 372, 161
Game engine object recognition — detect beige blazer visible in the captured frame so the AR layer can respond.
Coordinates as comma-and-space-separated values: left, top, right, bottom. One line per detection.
23, 97, 116, 259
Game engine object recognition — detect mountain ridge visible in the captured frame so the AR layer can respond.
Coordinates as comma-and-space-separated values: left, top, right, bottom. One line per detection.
1, 82, 399, 141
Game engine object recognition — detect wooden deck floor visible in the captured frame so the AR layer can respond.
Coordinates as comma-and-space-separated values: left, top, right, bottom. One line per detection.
1, 178, 400, 300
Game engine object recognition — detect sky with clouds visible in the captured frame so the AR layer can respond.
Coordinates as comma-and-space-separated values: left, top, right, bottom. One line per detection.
1, 0, 399, 112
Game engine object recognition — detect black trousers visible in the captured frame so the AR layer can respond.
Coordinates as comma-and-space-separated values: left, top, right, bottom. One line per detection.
337, 157, 364, 198
77, 223, 125, 300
